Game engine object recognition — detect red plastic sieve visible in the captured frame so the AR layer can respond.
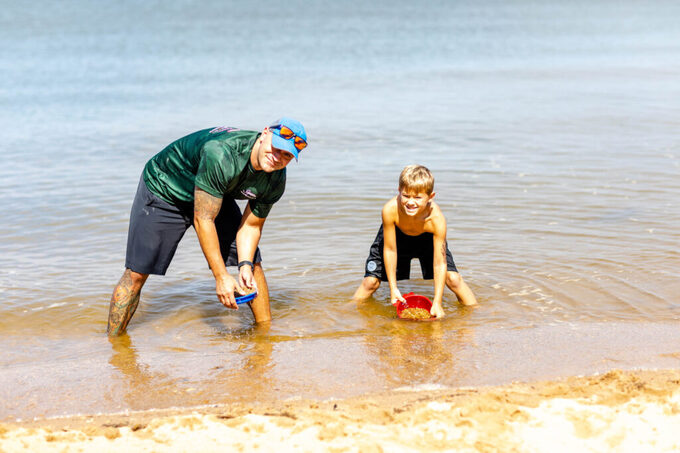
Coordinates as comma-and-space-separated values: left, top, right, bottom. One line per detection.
395, 292, 435, 320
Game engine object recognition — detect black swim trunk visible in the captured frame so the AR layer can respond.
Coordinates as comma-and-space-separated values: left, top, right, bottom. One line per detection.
363, 225, 457, 281
125, 176, 262, 275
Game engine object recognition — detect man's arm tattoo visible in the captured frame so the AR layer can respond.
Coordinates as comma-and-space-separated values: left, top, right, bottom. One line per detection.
194, 188, 222, 221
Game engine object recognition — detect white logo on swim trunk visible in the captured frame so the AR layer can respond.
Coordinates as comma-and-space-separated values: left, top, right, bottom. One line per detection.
367, 261, 377, 272
241, 189, 257, 199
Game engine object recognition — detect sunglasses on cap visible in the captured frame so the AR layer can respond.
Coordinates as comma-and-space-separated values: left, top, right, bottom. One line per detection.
270, 124, 308, 152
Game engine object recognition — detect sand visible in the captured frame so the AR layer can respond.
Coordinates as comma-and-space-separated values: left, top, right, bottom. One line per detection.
2, 368, 679, 452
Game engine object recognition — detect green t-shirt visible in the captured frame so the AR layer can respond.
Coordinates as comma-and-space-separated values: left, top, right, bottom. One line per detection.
142, 127, 286, 218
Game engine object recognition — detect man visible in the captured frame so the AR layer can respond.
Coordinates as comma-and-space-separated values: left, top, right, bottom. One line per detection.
107, 118, 308, 336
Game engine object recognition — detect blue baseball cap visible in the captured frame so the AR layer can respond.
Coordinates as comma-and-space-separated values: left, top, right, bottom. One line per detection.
269, 117, 308, 160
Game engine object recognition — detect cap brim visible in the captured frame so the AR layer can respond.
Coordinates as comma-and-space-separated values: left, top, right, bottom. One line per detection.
271, 133, 299, 160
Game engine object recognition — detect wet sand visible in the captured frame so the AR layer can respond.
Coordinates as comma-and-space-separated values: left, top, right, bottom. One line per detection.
2, 368, 679, 452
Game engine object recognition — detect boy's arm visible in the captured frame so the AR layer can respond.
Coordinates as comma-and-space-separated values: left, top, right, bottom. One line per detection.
382, 204, 404, 305
431, 216, 448, 318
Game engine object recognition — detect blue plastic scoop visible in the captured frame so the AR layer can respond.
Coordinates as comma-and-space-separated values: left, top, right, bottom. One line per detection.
235, 291, 257, 304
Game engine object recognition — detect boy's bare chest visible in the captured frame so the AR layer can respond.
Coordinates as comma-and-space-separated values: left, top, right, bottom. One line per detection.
395, 217, 433, 236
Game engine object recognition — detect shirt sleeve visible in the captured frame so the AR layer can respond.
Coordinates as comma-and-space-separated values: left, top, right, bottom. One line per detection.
249, 173, 286, 218
194, 141, 234, 198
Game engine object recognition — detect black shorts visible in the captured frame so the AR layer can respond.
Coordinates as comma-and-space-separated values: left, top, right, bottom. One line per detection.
124, 176, 262, 275
363, 225, 457, 281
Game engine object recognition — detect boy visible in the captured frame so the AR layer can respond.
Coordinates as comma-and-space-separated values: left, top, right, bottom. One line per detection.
353, 165, 477, 317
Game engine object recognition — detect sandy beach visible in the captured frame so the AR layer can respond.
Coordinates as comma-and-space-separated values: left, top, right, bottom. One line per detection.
2, 368, 679, 452
3, 1, 680, 452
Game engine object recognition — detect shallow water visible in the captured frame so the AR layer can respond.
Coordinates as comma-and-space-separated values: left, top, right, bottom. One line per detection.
1, 0, 680, 420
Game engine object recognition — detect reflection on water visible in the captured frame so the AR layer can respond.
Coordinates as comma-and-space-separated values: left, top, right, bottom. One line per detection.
360, 311, 474, 387
99, 300, 478, 417
108, 334, 174, 410
107, 325, 276, 412
356, 297, 476, 388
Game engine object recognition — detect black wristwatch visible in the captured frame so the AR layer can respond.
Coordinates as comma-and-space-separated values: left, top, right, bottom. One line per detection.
237, 260, 254, 271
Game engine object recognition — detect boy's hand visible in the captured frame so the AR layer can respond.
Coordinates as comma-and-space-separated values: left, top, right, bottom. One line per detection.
430, 303, 445, 318
390, 288, 406, 306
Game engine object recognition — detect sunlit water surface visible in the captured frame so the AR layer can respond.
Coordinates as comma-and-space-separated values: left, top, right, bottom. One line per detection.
1, 0, 679, 420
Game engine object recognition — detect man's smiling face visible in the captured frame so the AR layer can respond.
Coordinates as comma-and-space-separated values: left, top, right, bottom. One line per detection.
253, 129, 295, 173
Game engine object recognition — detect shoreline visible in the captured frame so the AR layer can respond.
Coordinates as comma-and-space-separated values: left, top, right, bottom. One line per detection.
3, 368, 680, 452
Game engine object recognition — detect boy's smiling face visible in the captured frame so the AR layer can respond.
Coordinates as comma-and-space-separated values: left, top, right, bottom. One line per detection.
397, 189, 435, 217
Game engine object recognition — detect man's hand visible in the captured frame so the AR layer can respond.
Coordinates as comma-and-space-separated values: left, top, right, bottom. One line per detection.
430, 303, 445, 319
215, 274, 241, 309
390, 288, 406, 306
239, 265, 257, 293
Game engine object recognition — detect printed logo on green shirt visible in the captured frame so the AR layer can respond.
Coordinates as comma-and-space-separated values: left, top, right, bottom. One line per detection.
209, 126, 240, 134
241, 189, 257, 199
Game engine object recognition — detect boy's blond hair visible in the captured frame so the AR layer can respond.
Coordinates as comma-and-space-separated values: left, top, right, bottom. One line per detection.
398, 165, 434, 195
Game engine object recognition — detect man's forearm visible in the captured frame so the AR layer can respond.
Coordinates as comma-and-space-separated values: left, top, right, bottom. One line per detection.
194, 218, 228, 278
193, 188, 227, 278
236, 226, 261, 263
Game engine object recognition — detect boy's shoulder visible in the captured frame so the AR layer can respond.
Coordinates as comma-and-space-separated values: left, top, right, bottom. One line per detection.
421, 201, 446, 225
381, 196, 399, 221
428, 200, 446, 221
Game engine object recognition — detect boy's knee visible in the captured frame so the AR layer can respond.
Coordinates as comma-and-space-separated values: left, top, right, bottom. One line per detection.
363, 277, 381, 292
446, 271, 462, 288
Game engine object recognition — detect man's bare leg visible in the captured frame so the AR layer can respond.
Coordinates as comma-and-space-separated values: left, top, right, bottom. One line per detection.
107, 269, 149, 336
248, 263, 271, 323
